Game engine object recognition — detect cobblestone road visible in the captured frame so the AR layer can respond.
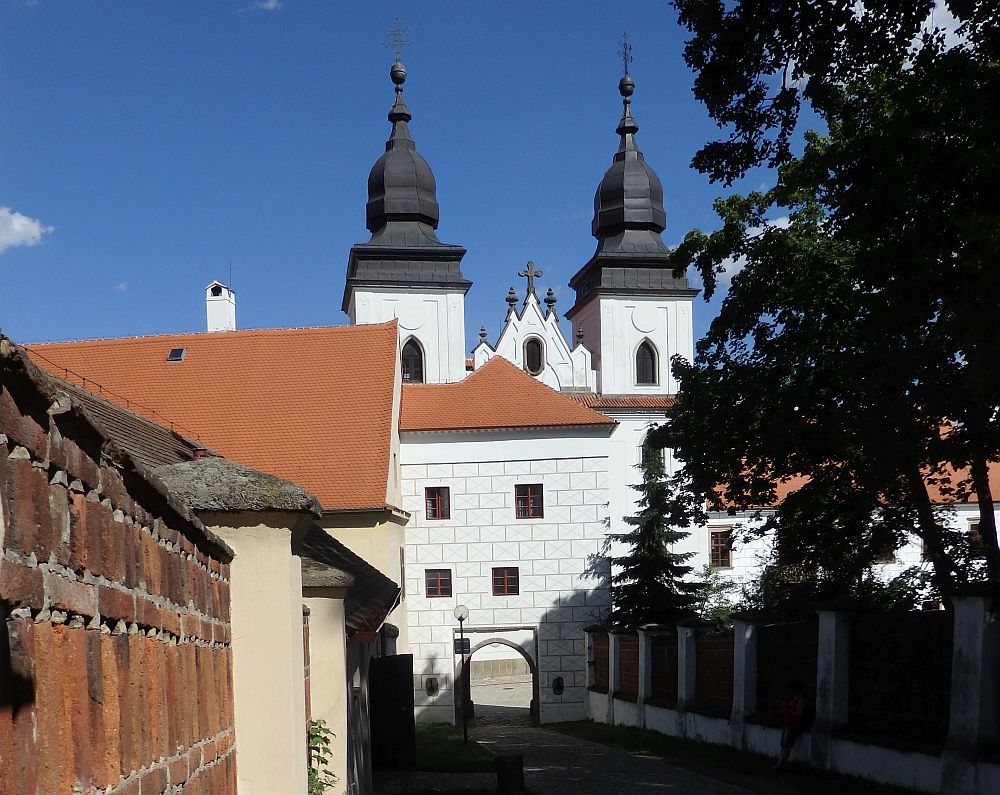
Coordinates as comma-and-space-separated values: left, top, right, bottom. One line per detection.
471, 723, 752, 795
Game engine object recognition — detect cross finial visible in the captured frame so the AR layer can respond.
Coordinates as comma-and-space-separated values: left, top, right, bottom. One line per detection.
618, 32, 632, 76
518, 261, 543, 296
384, 18, 410, 63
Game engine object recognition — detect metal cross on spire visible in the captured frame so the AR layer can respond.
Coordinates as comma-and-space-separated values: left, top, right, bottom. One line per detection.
384, 18, 410, 63
618, 32, 633, 76
518, 261, 543, 296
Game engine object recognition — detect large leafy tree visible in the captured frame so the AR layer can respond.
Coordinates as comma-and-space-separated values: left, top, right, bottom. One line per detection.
605, 445, 704, 626
655, 1, 1000, 597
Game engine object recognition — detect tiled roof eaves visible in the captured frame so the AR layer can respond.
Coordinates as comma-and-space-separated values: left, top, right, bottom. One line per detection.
400, 421, 618, 435
300, 525, 400, 633
566, 394, 677, 411
320, 503, 410, 518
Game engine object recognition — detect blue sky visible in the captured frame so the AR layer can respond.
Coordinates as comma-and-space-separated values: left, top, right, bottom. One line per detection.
1, 0, 776, 348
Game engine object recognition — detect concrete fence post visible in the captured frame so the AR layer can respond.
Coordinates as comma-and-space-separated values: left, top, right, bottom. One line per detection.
676, 623, 698, 739
637, 628, 652, 728
607, 630, 619, 725
941, 591, 1000, 795
811, 608, 852, 770
730, 619, 758, 750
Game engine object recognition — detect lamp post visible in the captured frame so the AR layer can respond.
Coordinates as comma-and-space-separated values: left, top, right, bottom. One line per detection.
454, 604, 470, 744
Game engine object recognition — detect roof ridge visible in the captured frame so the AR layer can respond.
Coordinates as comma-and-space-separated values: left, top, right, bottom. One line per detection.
26, 319, 398, 347
400, 354, 615, 432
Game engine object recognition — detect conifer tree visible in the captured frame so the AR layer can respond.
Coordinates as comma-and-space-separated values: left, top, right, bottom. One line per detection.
605, 441, 704, 627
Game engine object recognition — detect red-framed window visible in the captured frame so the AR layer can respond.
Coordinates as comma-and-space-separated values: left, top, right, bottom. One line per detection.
492, 566, 519, 596
515, 484, 543, 519
425, 569, 452, 598
425, 486, 450, 520
710, 529, 732, 569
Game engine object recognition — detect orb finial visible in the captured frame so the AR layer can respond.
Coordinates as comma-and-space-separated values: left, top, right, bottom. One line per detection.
544, 288, 557, 316
390, 61, 407, 87
479, 326, 488, 343
506, 287, 518, 308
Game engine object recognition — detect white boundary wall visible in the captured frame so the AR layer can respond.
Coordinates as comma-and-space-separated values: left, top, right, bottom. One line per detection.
585, 597, 1000, 795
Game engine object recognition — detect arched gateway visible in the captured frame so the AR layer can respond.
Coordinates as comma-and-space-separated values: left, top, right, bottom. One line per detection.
455, 633, 540, 726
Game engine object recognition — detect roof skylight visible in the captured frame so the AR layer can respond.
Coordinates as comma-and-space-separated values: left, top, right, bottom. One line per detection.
166, 348, 186, 363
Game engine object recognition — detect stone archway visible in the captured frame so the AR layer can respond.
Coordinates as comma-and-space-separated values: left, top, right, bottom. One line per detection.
455, 637, 540, 727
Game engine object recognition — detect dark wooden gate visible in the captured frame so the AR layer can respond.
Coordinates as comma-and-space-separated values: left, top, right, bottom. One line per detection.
369, 653, 416, 770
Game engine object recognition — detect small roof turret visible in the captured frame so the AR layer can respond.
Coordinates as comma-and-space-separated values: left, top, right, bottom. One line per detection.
365, 60, 441, 233
591, 73, 667, 238
566, 62, 696, 321
343, 58, 469, 314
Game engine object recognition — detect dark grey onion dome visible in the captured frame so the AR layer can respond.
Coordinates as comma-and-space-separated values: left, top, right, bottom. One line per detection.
565, 73, 696, 321
343, 61, 470, 314
365, 60, 440, 232
592, 74, 667, 237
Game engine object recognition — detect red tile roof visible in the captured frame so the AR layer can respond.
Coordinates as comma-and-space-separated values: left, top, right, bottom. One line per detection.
401, 356, 616, 433
567, 394, 676, 411
721, 467, 1000, 510
28, 323, 400, 512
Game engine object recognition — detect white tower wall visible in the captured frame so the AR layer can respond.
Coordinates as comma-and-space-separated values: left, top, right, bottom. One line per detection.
349, 288, 467, 384
590, 295, 694, 394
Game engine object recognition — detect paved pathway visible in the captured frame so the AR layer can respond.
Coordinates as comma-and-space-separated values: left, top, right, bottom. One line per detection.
471, 723, 752, 795
375, 721, 753, 794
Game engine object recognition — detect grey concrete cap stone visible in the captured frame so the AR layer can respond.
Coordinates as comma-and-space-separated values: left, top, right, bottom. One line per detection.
155, 457, 322, 516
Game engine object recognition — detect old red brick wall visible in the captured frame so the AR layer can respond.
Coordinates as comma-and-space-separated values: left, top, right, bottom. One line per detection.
0, 378, 236, 793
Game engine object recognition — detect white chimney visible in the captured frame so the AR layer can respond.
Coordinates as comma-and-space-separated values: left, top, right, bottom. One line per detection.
206, 280, 236, 332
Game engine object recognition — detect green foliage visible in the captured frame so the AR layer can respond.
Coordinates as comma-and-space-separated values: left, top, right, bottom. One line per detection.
604, 443, 704, 626
659, 0, 1000, 601
735, 559, 933, 621
693, 565, 738, 628
308, 719, 338, 795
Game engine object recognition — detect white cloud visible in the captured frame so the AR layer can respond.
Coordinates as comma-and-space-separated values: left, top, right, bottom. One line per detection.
715, 216, 791, 293
241, 0, 281, 10
0, 206, 53, 255
114, 282, 127, 293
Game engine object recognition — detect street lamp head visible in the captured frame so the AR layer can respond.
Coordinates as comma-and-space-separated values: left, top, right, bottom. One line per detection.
454, 605, 469, 622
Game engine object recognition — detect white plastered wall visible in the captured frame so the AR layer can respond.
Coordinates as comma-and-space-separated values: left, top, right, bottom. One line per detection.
483, 292, 596, 391
303, 593, 349, 791
400, 428, 613, 724
349, 288, 467, 384
199, 511, 311, 795
571, 295, 695, 394
319, 516, 408, 654
680, 503, 1000, 591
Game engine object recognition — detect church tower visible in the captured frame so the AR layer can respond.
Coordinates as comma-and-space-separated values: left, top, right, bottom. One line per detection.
564, 69, 697, 395
343, 59, 471, 384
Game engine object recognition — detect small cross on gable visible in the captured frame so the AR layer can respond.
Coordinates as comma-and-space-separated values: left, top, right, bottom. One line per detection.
518, 261, 543, 296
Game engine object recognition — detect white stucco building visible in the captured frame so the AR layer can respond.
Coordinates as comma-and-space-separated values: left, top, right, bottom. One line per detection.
398, 359, 617, 723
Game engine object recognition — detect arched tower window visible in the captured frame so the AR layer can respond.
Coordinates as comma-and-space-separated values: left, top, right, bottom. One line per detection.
635, 340, 658, 385
401, 338, 424, 383
523, 338, 544, 375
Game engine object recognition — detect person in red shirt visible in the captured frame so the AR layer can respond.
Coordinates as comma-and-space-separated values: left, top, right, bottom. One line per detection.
776, 680, 806, 768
